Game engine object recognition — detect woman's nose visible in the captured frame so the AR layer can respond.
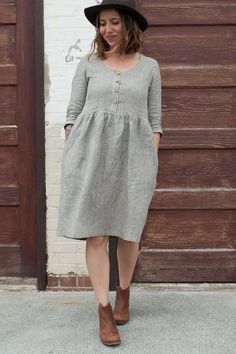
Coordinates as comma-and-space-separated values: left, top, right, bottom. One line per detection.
104, 24, 113, 33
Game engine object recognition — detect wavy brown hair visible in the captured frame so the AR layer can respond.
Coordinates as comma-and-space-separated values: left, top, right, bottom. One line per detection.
88, 8, 143, 60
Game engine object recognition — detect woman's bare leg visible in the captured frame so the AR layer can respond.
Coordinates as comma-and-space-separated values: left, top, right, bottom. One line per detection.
86, 236, 110, 306
116, 238, 140, 289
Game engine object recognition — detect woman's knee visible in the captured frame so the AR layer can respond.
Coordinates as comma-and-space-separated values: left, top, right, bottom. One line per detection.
87, 235, 108, 249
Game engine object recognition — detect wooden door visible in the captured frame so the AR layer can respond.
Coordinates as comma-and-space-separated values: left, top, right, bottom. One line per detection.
133, 0, 236, 282
0, 0, 37, 276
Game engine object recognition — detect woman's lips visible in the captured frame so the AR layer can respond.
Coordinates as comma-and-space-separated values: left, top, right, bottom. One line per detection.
105, 36, 117, 40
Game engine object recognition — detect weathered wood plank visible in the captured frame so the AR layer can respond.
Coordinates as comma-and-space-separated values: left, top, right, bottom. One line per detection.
157, 150, 236, 188
0, 186, 19, 205
0, 65, 16, 84
0, 207, 19, 244
16, 0, 38, 276
0, 126, 18, 146
142, 210, 236, 249
0, 147, 17, 183
0, 25, 15, 63
133, 267, 236, 282
160, 65, 236, 87
150, 190, 236, 209
144, 26, 236, 65
162, 88, 236, 128
0, 3, 16, 24
133, 250, 236, 282
0, 86, 16, 125
141, 0, 236, 25
159, 129, 236, 149
0, 246, 20, 276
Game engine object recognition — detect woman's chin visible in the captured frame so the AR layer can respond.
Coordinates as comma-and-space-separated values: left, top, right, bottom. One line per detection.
106, 41, 117, 48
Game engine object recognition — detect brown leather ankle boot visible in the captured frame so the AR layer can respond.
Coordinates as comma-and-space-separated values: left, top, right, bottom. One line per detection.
98, 302, 121, 346
114, 285, 130, 325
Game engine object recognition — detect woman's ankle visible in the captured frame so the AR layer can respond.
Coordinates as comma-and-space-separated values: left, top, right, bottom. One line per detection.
119, 283, 130, 290
98, 299, 110, 307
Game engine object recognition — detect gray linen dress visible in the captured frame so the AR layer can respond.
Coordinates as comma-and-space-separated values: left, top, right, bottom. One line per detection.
56, 53, 163, 243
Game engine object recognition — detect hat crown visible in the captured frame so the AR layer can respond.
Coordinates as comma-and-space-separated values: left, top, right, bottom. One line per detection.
84, 0, 148, 32
99, 0, 137, 10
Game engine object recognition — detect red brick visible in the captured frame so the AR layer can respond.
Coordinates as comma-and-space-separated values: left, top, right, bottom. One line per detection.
60, 276, 77, 287
78, 276, 92, 288
47, 275, 59, 287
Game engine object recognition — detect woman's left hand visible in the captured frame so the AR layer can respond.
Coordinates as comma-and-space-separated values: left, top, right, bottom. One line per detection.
153, 132, 161, 151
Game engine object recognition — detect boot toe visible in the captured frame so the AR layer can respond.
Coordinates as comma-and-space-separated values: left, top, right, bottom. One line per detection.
98, 302, 121, 346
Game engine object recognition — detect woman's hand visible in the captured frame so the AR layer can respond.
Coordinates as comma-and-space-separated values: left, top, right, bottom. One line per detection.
153, 132, 161, 151
65, 124, 74, 142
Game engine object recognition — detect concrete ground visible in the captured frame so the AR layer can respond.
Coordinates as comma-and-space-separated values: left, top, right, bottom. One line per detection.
0, 283, 236, 354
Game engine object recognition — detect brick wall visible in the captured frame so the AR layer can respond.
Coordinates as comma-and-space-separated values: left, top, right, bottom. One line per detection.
44, 0, 98, 289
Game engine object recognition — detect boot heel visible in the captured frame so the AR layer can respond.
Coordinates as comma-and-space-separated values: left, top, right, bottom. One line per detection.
114, 285, 130, 325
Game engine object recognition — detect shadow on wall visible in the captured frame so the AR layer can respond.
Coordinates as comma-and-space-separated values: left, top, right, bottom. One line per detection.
44, 52, 51, 105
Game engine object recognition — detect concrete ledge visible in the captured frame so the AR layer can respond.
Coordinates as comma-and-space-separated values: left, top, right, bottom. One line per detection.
0, 277, 37, 291
0, 279, 236, 292
0, 277, 37, 285
132, 282, 236, 291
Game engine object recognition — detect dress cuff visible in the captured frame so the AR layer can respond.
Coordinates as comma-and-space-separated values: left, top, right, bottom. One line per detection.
152, 128, 163, 137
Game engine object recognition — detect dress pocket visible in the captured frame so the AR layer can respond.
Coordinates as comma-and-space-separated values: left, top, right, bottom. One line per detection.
152, 144, 158, 170
64, 117, 83, 150
145, 121, 158, 168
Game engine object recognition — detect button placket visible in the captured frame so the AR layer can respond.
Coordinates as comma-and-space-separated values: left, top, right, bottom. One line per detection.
113, 72, 121, 111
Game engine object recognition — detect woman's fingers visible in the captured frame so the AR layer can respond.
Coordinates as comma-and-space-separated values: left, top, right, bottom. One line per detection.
65, 124, 74, 142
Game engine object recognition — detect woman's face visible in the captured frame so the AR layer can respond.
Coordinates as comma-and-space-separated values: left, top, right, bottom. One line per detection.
99, 9, 123, 49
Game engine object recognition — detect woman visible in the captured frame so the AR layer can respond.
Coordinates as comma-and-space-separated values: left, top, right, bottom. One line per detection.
57, 0, 163, 346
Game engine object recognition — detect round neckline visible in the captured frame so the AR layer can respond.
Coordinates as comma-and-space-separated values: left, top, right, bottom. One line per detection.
98, 54, 143, 74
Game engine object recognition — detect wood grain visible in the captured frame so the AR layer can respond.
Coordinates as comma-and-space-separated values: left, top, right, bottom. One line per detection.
0, 65, 16, 84
162, 88, 236, 128
16, 0, 37, 276
0, 0, 37, 278
0, 126, 18, 145
0, 25, 15, 64
159, 129, 236, 149
133, 250, 236, 282
0, 147, 17, 184
144, 26, 236, 65
140, 0, 236, 25
160, 65, 236, 87
133, 267, 236, 282
0, 2, 16, 24
142, 210, 236, 249
156, 149, 236, 188
0, 246, 20, 276
0, 186, 19, 205
0, 86, 16, 125
150, 189, 236, 209
138, 0, 236, 282
0, 207, 19, 244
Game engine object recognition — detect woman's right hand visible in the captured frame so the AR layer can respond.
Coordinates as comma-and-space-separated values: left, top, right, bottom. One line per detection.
65, 124, 74, 142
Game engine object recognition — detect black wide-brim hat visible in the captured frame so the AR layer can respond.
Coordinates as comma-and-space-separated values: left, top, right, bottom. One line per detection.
84, 0, 149, 32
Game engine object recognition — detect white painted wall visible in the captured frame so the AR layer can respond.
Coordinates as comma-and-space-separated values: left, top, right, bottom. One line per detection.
44, 0, 99, 276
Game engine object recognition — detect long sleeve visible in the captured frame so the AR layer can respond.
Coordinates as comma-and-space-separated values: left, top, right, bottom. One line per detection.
147, 60, 163, 137
64, 56, 88, 129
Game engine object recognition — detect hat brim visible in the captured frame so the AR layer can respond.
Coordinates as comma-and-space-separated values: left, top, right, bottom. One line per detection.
84, 4, 148, 32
